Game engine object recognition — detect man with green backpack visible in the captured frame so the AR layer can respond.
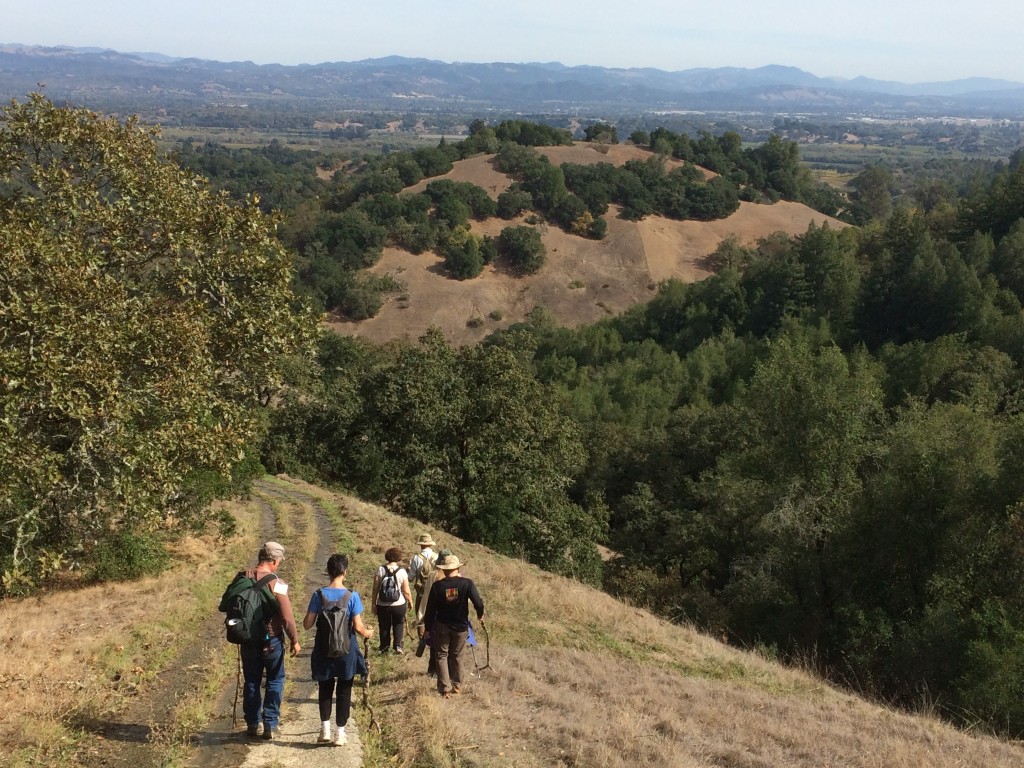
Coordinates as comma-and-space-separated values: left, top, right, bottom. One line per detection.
219, 541, 301, 740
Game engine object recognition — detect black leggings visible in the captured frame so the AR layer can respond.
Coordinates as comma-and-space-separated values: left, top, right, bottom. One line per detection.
318, 677, 355, 724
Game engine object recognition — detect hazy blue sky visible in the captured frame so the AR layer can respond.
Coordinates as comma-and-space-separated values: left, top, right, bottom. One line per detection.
3, 0, 1021, 83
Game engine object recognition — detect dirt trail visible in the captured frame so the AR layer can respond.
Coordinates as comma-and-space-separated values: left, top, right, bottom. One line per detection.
67, 498, 276, 767
189, 479, 367, 768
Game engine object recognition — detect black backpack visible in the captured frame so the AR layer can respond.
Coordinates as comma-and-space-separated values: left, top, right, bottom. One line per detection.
220, 572, 276, 645
316, 588, 352, 658
378, 566, 401, 603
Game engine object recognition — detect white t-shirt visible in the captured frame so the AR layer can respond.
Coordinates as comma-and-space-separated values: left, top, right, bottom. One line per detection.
376, 564, 409, 606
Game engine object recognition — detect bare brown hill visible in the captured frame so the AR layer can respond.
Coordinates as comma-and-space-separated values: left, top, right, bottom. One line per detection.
335, 145, 844, 345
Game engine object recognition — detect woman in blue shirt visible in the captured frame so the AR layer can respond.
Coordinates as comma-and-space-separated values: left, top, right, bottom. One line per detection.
303, 553, 373, 746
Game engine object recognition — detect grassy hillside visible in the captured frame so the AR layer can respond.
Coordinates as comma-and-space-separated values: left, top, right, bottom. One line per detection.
3, 476, 1021, 767
331, 144, 844, 345
316, 478, 1023, 768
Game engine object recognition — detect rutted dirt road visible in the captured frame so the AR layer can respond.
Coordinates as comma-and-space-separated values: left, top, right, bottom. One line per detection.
188, 479, 367, 768
69, 479, 370, 768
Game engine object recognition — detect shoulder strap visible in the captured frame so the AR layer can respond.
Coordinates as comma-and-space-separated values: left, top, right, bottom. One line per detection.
254, 573, 278, 611
254, 573, 277, 589
317, 587, 350, 610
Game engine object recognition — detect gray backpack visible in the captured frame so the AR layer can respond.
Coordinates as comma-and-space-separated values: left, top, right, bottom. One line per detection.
378, 566, 401, 603
316, 588, 352, 657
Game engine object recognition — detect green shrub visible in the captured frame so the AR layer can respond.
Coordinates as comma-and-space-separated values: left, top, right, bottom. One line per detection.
88, 532, 168, 582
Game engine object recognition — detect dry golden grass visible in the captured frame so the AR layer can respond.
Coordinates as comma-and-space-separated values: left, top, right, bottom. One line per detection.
270, 476, 1024, 768
334, 147, 844, 346
0, 501, 257, 766
6, 478, 1022, 767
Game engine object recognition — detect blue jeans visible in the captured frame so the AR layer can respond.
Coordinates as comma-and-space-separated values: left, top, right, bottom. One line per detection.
241, 635, 285, 728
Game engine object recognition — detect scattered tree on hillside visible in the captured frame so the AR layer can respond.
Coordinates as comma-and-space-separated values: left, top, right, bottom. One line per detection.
584, 122, 618, 144
499, 225, 547, 275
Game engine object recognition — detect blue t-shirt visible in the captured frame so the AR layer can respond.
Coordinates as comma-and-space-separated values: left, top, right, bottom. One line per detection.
306, 586, 368, 682
307, 586, 363, 616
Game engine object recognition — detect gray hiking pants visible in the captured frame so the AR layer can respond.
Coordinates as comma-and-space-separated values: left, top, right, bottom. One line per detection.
434, 623, 468, 695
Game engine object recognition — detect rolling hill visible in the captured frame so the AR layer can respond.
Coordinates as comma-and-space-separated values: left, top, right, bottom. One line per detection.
331, 142, 845, 345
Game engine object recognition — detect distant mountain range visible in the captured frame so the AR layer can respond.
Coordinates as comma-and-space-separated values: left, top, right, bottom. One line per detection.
2, 44, 1024, 116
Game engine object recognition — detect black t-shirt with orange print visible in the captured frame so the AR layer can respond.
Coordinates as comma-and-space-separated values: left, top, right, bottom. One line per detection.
423, 575, 484, 632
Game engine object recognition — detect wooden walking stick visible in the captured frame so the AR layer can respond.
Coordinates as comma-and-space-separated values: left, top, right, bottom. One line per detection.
478, 619, 493, 672
231, 646, 242, 728
361, 637, 382, 734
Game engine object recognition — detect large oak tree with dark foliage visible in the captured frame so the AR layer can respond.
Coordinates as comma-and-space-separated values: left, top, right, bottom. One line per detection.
0, 94, 318, 592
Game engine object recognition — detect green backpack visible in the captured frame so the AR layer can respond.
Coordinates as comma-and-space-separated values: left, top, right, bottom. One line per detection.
219, 572, 277, 645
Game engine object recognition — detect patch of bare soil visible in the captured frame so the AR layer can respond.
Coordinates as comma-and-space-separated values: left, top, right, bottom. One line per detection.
404, 155, 513, 200
188, 479, 368, 768
639, 200, 841, 283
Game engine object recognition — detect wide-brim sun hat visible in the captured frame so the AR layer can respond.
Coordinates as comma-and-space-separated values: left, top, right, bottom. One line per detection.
417, 533, 436, 546
438, 555, 462, 571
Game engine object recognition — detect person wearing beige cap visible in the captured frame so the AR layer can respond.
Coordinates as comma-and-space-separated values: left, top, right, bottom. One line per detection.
410, 533, 438, 616
422, 554, 485, 698
222, 541, 301, 740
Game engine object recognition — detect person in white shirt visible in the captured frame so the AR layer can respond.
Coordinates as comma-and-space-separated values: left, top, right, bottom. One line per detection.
410, 532, 438, 610
371, 546, 413, 654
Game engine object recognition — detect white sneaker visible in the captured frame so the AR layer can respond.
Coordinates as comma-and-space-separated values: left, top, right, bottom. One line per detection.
333, 727, 348, 746
317, 722, 331, 743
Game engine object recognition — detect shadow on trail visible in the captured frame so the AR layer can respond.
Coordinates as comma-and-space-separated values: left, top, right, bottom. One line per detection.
73, 717, 152, 744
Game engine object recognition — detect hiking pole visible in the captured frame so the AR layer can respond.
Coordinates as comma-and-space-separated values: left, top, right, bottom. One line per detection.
360, 637, 382, 734
231, 645, 242, 728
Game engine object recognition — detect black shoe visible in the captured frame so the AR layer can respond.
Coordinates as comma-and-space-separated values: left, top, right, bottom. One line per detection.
245, 725, 259, 738
262, 725, 278, 741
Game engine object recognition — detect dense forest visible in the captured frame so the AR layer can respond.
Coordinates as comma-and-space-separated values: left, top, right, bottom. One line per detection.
6, 93, 1024, 737
262, 145, 1024, 735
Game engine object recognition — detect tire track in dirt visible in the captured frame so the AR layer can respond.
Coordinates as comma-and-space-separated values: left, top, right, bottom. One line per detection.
75, 496, 278, 768
190, 478, 365, 768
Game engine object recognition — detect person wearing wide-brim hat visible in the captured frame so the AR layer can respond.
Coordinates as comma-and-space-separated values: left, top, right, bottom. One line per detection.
422, 553, 485, 698
410, 533, 438, 607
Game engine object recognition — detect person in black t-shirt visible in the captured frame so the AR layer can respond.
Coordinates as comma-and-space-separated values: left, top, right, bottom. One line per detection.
422, 554, 484, 698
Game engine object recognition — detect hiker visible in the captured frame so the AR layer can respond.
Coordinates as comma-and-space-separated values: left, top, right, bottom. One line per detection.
416, 547, 452, 676
220, 541, 301, 740
409, 533, 438, 610
302, 553, 373, 746
422, 553, 485, 698
371, 547, 413, 654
